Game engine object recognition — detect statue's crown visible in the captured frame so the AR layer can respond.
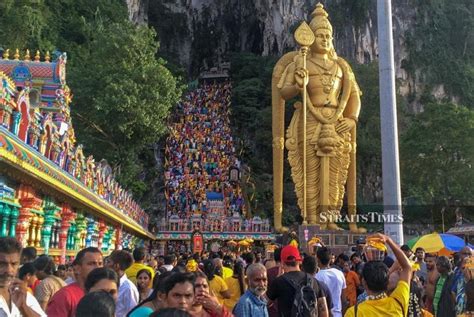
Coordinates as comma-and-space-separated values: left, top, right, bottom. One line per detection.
309, 3, 333, 33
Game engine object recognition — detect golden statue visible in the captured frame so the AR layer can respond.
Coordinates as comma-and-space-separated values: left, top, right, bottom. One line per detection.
272, 3, 364, 233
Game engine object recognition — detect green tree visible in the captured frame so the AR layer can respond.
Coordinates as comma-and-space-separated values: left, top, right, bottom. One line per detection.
400, 103, 474, 205
70, 20, 183, 198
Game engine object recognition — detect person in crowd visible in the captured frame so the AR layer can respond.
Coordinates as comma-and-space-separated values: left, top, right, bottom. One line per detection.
233, 263, 268, 317
203, 260, 230, 304
20, 246, 37, 265
126, 247, 155, 286
54, 264, 67, 280
424, 253, 439, 312
452, 247, 473, 316
33, 255, 66, 310
344, 233, 412, 317
106, 250, 139, 316
335, 254, 349, 271
189, 271, 232, 317
46, 247, 103, 317
316, 247, 347, 317
401, 245, 415, 261
162, 254, 177, 272
19, 262, 38, 294
84, 267, 119, 301
76, 290, 116, 317
128, 271, 173, 317
462, 279, 474, 316
0, 237, 46, 316
223, 261, 246, 311
415, 247, 428, 283
267, 245, 328, 317
148, 258, 158, 272
161, 273, 196, 312
263, 258, 275, 270
213, 258, 232, 280
266, 247, 281, 317
156, 256, 165, 269
343, 260, 360, 307
350, 253, 364, 278
433, 255, 455, 316
242, 253, 255, 269
302, 254, 333, 312
330, 254, 337, 266
65, 264, 75, 285
137, 269, 153, 302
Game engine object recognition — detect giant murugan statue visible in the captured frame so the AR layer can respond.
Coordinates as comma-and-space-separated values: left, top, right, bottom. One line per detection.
272, 3, 365, 233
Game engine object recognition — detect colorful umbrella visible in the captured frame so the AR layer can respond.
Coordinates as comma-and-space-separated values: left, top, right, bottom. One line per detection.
407, 233, 467, 254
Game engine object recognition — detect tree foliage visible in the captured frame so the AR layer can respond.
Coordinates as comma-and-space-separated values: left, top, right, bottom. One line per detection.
401, 103, 474, 204
70, 21, 183, 198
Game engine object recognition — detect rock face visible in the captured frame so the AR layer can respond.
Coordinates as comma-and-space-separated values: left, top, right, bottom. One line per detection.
129, 1, 414, 79
125, 0, 148, 25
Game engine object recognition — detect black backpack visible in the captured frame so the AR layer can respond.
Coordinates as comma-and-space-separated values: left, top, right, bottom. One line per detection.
283, 273, 319, 317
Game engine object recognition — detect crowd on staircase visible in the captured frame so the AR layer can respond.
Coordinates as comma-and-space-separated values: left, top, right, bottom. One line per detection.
164, 82, 245, 223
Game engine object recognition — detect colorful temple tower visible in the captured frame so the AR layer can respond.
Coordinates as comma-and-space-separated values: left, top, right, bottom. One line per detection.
0, 49, 153, 263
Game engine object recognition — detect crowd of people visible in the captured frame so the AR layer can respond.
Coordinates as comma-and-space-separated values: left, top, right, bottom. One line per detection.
164, 83, 245, 222
0, 234, 472, 316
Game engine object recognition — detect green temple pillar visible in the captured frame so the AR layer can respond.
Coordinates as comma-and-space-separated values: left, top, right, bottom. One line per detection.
75, 213, 87, 250
9, 206, 19, 238
0, 203, 10, 237
41, 198, 60, 255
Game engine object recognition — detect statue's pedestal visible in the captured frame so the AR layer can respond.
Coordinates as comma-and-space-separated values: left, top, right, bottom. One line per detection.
298, 224, 367, 255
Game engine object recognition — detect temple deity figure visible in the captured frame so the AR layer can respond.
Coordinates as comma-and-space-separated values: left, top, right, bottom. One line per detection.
272, 3, 365, 233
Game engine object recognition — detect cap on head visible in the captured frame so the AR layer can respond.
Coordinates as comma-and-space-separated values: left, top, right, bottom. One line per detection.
281, 245, 302, 263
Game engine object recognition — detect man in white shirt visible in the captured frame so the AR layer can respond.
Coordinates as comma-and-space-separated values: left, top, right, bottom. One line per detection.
0, 237, 46, 317
106, 250, 139, 317
315, 247, 347, 317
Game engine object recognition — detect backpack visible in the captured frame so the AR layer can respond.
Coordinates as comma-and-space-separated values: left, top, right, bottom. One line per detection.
283, 273, 319, 317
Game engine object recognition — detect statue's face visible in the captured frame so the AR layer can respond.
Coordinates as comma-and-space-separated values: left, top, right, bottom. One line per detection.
312, 28, 333, 54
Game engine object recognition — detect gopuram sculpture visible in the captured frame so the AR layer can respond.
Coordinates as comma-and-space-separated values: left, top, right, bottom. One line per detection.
272, 3, 365, 233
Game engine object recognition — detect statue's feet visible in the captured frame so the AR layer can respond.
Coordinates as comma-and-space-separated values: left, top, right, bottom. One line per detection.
275, 225, 289, 233
349, 223, 367, 233
327, 223, 343, 231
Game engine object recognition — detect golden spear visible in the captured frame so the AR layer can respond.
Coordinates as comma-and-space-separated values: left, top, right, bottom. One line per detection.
294, 22, 315, 225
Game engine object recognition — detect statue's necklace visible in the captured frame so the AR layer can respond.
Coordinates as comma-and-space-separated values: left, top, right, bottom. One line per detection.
310, 59, 338, 94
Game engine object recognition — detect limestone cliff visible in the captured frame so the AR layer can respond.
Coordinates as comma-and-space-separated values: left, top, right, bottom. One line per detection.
125, 0, 148, 25
128, 2, 406, 70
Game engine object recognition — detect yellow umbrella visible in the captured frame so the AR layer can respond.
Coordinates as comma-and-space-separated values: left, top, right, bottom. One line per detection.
308, 237, 321, 246
238, 240, 250, 247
